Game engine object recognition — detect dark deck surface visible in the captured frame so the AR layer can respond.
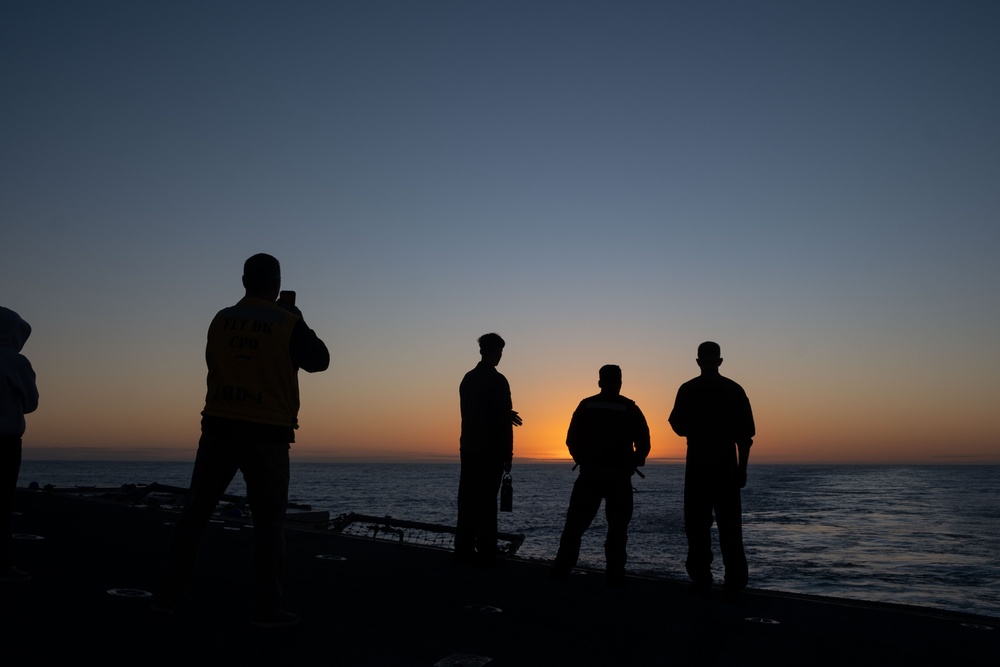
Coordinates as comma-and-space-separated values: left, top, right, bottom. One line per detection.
4, 489, 997, 666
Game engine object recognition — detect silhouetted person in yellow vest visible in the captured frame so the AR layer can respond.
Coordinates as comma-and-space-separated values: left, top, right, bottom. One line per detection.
154, 253, 329, 627
551, 365, 650, 585
669, 341, 755, 597
456, 333, 521, 566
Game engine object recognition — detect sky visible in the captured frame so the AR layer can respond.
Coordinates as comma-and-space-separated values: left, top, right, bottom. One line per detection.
2, 1, 999, 464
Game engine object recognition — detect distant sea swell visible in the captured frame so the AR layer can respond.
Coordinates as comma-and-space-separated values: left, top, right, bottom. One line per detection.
16, 461, 1000, 619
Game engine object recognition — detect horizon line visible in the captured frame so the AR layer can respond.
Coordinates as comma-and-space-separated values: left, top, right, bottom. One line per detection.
20, 456, 1000, 466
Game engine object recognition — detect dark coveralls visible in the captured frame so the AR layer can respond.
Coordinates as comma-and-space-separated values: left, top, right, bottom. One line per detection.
456, 361, 513, 563
669, 374, 755, 591
552, 394, 650, 578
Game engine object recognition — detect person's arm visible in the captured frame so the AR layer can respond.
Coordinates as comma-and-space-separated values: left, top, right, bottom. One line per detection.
667, 386, 688, 437
736, 439, 752, 488
18, 357, 39, 414
735, 388, 754, 488
504, 407, 521, 474
491, 374, 514, 470
289, 318, 330, 373
632, 405, 651, 467
566, 404, 585, 465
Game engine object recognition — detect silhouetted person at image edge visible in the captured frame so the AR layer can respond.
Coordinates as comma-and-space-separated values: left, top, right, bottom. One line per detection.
0, 307, 38, 584
456, 333, 522, 566
550, 365, 650, 585
669, 341, 755, 597
154, 254, 329, 627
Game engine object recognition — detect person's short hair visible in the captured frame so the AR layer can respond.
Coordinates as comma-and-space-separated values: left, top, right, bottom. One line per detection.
243, 253, 281, 292
697, 341, 721, 361
599, 364, 622, 385
478, 332, 505, 354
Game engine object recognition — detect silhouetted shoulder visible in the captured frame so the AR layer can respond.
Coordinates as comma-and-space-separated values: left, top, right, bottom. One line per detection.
678, 373, 747, 395
669, 373, 753, 442
461, 362, 510, 396
577, 393, 636, 412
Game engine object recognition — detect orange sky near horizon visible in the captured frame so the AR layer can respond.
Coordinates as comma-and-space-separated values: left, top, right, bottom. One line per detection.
20, 347, 1000, 465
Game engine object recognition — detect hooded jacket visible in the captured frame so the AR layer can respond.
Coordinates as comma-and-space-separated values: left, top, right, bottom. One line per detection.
0, 307, 39, 437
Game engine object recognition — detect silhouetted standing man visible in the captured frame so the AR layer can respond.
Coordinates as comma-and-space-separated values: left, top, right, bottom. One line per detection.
457, 333, 521, 565
669, 341, 755, 597
551, 365, 650, 585
155, 254, 329, 627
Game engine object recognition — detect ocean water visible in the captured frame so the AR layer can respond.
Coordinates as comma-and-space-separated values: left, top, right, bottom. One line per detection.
15, 461, 1000, 619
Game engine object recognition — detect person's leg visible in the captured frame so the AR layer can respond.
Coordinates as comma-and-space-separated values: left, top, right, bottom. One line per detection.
552, 473, 602, 576
475, 463, 504, 561
604, 474, 634, 579
239, 441, 290, 617
0, 436, 23, 573
715, 482, 748, 594
157, 435, 238, 607
683, 465, 715, 588
455, 454, 478, 561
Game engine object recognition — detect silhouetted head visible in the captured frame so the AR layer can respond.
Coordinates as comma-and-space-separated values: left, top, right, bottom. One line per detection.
478, 332, 505, 366
696, 341, 723, 374
0, 306, 32, 353
242, 253, 281, 300
598, 364, 622, 395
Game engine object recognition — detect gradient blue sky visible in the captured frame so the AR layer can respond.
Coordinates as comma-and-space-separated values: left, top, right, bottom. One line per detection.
3, 1, 998, 463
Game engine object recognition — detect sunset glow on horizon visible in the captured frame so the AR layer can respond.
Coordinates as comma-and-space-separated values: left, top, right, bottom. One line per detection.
4, 2, 999, 465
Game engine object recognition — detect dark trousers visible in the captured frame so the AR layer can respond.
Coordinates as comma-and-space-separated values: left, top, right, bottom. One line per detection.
553, 469, 634, 575
455, 453, 503, 561
159, 435, 290, 613
0, 437, 22, 570
684, 464, 748, 590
